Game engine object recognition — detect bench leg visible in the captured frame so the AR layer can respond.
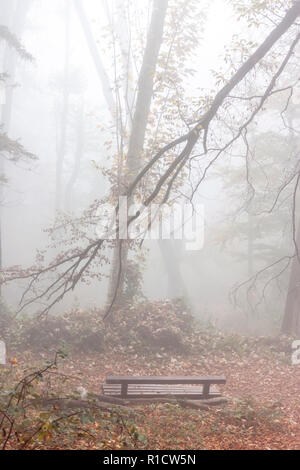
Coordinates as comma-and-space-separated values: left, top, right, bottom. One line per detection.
203, 383, 210, 398
121, 383, 128, 398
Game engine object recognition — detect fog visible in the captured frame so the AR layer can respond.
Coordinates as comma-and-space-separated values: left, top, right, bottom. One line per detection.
1, 0, 299, 337
1, 0, 300, 453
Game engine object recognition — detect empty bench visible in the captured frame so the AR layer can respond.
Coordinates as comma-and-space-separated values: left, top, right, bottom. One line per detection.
102, 376, 226, 400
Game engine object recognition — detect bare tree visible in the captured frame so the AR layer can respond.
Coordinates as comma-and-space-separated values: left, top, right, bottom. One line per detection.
282, 212, 300, 335
0, 0, 32, 297
75, 0, 189, 306
55, 1, 71, 213
3, 1, 300, 322
65, 98, 85, 212
74, 0, 115, 114
106, 0, 169, 308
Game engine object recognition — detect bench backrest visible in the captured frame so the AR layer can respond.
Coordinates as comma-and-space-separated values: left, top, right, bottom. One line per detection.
106, 376, 226, 385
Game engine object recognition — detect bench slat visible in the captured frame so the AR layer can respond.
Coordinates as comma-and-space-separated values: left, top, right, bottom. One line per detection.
103, 384, 220, 392
102, 384, 221, 398
106, 376, 226, 385
103, 385, 218, 391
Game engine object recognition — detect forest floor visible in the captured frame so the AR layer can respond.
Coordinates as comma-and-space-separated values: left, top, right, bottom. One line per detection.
4, 346, 299, 450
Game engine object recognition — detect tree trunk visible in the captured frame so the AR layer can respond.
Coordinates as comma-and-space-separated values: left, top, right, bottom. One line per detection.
0, 0, 31, 297
74, 0, 115, 114
281, 108, 300, 336
0, 0, 31, 132
281, 212, 300, 336
65, 98, 85, 212
76, 0, 186, 310
55, 1, 70, 213
106, 0, 169, 308
159, 239, 186, 299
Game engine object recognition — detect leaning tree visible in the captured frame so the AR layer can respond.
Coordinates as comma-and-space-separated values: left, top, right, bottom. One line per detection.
2, 0, 300, 334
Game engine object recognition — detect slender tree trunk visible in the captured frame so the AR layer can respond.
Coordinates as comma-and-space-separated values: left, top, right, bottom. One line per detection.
106, 0, 169, 307
76, 0, 184, 309
159, 240, 186, 298
65, 98, 85, 212
114, 0, 135, 123
1, 0, 31, 131
0, 0, 13, 298
281, 218, 300, 335
281, 110, 300, 335
0, 0, 31, 298
55, 1, 70, 213
247, 213, 254, 277
74, 0, 115, 114
126, 0, 168, 181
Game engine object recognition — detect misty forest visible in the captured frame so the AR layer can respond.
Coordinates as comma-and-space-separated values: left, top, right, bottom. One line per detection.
0, 0, 299, 452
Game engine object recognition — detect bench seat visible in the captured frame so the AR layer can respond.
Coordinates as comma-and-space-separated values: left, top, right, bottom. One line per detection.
102, 376, 226, 400
102, 383, 221, 399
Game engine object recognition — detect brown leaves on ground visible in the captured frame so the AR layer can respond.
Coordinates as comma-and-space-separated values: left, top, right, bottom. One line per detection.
3, 343, 298, 450
66, 349, 300, 450
1, 302, 299, 450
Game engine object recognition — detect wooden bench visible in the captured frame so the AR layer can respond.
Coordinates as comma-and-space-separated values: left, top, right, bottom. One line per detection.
102, 376, 226, 400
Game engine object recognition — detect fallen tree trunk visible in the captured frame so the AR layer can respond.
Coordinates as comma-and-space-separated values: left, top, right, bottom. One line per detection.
27, 397, 134, 414
93, 393, 228, 408
122, 397, 228, 409
28, 395, 228, 412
